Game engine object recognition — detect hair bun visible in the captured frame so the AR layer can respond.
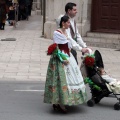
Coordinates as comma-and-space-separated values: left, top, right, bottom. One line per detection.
56, 14, 64, 28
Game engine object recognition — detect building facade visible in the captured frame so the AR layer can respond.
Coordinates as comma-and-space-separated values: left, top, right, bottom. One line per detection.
33, 0, 120, 48
32, 0, 41, 10
40, 0, 120, 48
44, 0, 91, 39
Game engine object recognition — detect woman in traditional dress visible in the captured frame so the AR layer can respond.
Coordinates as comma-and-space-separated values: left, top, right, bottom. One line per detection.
44, 15, 89, 113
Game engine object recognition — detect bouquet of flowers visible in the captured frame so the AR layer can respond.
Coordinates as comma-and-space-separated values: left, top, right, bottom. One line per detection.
84, 54, 95, 67
47, 43, 69, 62
47, 43, 57, 55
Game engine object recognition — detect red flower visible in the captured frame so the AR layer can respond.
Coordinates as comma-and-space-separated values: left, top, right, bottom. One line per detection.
84, 56, 95, 67
47, 43, 57, 55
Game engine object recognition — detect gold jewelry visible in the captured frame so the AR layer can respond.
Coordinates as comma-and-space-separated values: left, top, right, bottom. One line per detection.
62, 25, 65, 29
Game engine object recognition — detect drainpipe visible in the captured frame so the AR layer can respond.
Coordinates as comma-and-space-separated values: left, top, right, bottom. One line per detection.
41, 0, 43, 15
41, 0, 46, 37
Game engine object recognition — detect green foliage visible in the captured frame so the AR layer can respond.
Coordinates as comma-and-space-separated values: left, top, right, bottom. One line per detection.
84, 77, 101, 91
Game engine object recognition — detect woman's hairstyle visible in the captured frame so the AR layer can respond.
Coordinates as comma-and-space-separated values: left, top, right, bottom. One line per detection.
59, 15, 69, 28
65, 2, 76, 13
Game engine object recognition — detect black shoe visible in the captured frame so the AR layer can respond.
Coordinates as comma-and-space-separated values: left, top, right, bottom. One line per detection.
1, 23, 5, 30
53, 104, 67, 113
0, 28, 4, 30
53, 104, 58, 111
57, 104, 67, 113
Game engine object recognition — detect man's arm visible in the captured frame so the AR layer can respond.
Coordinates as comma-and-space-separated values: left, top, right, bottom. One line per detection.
66, 28, 82, 51
76, 28, 87, 48
66, 30, 89, 53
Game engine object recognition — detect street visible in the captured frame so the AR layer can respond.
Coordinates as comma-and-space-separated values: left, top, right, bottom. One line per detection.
0, 11, 120, 120
0, 81, 120, 120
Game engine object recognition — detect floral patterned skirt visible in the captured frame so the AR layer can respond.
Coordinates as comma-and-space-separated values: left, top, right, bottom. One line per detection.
44, 54, 87, 106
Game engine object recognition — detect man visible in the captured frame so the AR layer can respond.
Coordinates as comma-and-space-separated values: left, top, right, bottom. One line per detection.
28, 0, 33, 16
65, 2, 90, 64
18, 0, 27, 20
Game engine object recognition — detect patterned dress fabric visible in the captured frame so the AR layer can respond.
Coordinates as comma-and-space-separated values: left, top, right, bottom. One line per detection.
44, 30, 87, 106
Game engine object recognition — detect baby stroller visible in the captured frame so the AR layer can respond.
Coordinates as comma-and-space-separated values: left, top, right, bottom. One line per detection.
80, 50, 120, 110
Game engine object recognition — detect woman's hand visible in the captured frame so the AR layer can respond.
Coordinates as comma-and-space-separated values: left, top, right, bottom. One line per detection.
63, 60, 69, 65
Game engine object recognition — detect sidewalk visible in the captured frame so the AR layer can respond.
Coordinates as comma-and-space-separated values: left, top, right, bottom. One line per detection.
0, 12, 120, 81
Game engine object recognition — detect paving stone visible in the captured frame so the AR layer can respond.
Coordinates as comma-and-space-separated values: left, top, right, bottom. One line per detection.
0, 12, 119, 82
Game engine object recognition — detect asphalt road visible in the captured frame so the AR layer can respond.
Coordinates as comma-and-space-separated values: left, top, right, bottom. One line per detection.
0, 11, 120, 120
0, 81, 120, 120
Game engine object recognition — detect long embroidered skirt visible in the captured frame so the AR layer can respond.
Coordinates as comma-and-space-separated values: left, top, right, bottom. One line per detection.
44, 53, 87, 106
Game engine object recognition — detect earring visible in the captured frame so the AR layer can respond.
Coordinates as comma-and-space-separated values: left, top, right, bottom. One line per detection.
62, 25, 65, 29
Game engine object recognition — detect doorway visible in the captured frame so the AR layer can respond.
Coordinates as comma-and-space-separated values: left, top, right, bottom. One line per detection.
91, 0, 120, 33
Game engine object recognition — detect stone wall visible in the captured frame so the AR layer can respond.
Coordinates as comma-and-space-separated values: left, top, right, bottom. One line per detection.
32, 0, 41, 10
44, 0, 92, 39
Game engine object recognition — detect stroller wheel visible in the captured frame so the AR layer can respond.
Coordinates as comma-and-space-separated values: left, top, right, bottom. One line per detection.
94, 98, 101, 104
87, 99, 95, 107
114, 103, 120, 110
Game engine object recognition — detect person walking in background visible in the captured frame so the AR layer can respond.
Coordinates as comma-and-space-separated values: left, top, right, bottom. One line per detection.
18, 0, 27, 20
28, 0, 33, 16
8, 5, 15, 26
7, 0, 12, 6
44, 15, 87, 113
65, 2, 92, 64
0, 0, 8, 30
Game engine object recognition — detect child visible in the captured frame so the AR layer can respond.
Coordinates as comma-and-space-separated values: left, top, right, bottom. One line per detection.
98, 67, 117, 83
